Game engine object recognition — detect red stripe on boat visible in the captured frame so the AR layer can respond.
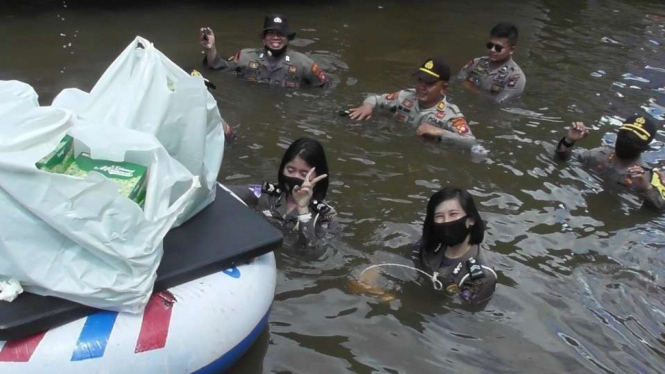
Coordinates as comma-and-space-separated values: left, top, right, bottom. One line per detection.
134, 291, 176, 353
0, 331, 47, 362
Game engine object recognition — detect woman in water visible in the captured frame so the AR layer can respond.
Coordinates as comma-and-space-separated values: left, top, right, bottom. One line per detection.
419, 187, 497, 304
352, 187, 497, 305
228, 137, 336, 246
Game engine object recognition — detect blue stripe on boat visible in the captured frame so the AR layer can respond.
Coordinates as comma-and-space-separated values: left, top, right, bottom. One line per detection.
222, 267, 241, 278
70, 311, 119, 361
192, 309, 270, 374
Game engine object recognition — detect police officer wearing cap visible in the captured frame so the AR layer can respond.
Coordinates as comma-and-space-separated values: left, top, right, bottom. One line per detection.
456, 22, 526, 104
348, 57, 476, 148
200, 14, 329, 88
555, 115, 665, 210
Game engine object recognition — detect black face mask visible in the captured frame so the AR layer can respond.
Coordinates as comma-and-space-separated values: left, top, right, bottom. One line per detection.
615, 136, 643, 160
281, 176, 304, 194
433, 216, 471, 247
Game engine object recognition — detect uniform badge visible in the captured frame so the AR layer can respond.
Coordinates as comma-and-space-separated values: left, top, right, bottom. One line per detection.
262, 210, 273, 217
445, 283, 460, 295
395, 113, 407, 122
317, 71, 328, 83
402, 99, 413, 109
507, 74, 521, 88
249, 61, 259, 69
491, 84, 502, 93
274, 17, 282, 23
436, 102, 446, 111
311, 62, 321, 75
424, 60, 434, 70
452, 262, 463, 276
452, 117, 470, 134
386, 92, 399, 101
435, 111, 446, 120
288, 65, 297, 74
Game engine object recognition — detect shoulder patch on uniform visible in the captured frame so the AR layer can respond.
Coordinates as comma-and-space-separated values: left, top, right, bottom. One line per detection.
402, 99, 414, 109
463, 59, 475, 69
311, 62, 321, 75
386, 91, 399, 101
249, 61, 259, 69
288, 65, 297, 74
507, 74, 522, 88
451, 117, 470, 134
262, 182, 282, 196
310, 200, 332, 215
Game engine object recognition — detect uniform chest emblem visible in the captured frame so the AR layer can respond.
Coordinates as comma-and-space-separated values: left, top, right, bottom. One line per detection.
436, 102, 446, 111
395, 113, 407, 122
435, 111, 446, 120
402, 99, 413, 109
507, 74, 521, 88
386, 92, 398, 101
288, 65, 297, 74
249, 61, 259, 69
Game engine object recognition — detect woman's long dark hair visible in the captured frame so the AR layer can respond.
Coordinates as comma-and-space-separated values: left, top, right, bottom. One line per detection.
421, 187, 485, 252
278, 137, 329, 201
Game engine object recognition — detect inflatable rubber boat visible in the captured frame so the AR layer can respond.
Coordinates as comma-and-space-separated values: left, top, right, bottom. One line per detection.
0, 185, 282, 373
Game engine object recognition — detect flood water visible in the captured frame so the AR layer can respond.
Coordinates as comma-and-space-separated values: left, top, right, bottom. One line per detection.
3, 0, 665, 373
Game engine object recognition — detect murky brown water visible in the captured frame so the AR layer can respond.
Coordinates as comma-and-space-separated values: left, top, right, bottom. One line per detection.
3, 0, 665, 373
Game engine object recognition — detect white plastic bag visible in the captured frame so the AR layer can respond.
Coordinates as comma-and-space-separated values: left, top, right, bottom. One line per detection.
53, 36, 224, 225
0, 105, 200, 312
0, 80, 39, 115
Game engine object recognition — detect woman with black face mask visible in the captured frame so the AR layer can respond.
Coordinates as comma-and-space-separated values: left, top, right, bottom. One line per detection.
227, 137, 336, 247
419, 188, 498, 304
554, 115, 665, 211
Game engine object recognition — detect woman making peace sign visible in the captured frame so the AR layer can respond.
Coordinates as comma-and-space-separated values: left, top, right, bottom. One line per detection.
228, 137, 337, 247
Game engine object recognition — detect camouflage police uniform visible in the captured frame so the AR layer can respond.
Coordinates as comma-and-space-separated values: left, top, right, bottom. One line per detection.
456, 57, 525, 103
420, 244, 497, 304
228, 182, 337, 246
364, 89, 476, 145
555, 145, 665, 210
204, 48, 329, 88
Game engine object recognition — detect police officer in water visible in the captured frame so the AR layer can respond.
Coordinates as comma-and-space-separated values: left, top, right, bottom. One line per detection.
555, 115, 665, 210
456, 22, 526, 104
200, 14, 329, 88
348, 57, 476, 148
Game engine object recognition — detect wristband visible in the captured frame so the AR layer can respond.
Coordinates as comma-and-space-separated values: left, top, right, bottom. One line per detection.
298, 213, 312, 223
558, 137, 575, 148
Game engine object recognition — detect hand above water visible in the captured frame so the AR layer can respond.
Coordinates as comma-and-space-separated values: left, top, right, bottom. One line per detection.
293, 167, 328, 212
626, 164, 652, 191
348, 103, 374, 121
199, 27, 216, 50
416, 123, 444, 138
565, 121, 590, 143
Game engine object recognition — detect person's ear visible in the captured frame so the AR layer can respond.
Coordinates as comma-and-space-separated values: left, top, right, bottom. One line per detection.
509, 46, 516, 56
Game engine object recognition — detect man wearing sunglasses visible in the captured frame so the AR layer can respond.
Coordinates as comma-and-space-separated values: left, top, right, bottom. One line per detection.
200, 14, 329, 88
555, 115, 665, 210
347, 57, 476, 148
456, 22, 525, 104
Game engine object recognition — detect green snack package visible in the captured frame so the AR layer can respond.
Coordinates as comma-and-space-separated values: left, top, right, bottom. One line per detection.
35, 135, 75, 173
64, 153, 148, 204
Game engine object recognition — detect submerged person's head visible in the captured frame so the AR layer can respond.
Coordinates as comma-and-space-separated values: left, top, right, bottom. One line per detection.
614, 115, 656, 160
262, 14, 295, 53
278, 137, 329, 200
421, 187, 484, 251
413, 56, 451, 107
487, 22, 518, 63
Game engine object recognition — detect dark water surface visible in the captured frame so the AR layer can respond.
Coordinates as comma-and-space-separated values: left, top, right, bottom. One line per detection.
3, 1, 665, 373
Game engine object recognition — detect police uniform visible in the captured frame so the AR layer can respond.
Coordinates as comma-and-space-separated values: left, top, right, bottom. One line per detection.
456, 57, 525, 103
420, 244, 497, 304
228, 182, 337, 245
204, 48, 329, 88
555, 145, 665, 210
363, 89, 476, 145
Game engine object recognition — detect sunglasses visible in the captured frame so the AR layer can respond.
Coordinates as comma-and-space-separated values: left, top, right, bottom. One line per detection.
486, 42, 506, 52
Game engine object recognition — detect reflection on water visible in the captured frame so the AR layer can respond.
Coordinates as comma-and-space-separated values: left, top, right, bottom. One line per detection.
2, 0, 665, 373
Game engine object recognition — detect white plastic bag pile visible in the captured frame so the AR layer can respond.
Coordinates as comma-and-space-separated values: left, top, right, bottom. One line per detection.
0, 36, 225, 312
